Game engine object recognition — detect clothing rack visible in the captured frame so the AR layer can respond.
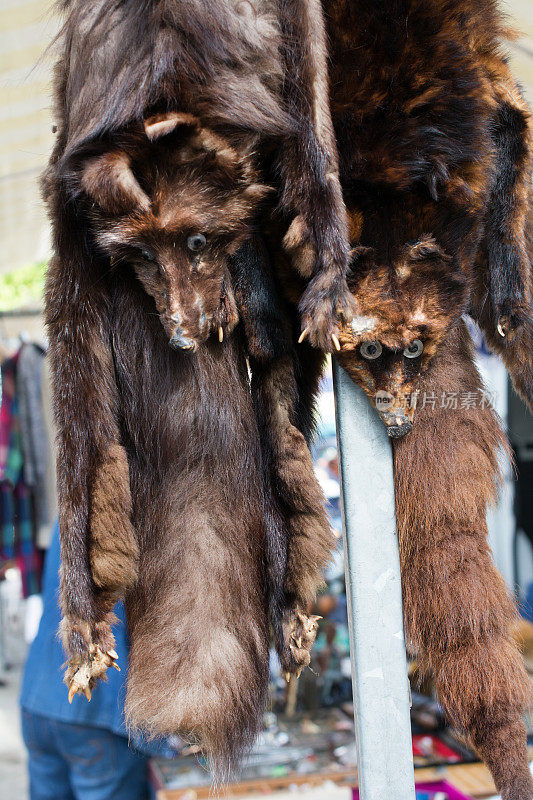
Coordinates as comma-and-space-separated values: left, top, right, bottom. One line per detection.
333, 360, 416, 799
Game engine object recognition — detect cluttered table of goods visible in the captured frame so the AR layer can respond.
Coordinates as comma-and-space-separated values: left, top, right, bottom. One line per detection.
149, 702, 533, 799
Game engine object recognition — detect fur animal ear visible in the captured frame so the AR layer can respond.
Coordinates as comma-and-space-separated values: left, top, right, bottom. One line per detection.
242, 183, 273, 202
143, 112, 200, 141
425, 161, 450, 201
81, 152, 150, 214
348, 245, 374, 266
408, 236, 451, 262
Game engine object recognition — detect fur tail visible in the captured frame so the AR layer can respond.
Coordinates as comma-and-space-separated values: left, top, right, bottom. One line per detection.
125, 486, 269, 780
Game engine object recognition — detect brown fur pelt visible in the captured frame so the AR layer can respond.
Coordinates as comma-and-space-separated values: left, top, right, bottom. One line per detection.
334, 286, 533, 798
394, 323, 532, 800
44, 114, 334, 776
322, 11, 533, 788
229, 2, 533, 795
325, 0, 533, 411
50, 0, 354, 349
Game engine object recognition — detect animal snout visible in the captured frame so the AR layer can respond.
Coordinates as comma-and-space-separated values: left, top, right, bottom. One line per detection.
386, 421, 413, 438
375, 405, 414, 438
169, 326, 196, 352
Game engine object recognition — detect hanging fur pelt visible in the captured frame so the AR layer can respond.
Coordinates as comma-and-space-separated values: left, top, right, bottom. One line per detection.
232, 1, 533, 797
43, 111, 334, 778
321, 20, 533, 795
43, 0, 352, 774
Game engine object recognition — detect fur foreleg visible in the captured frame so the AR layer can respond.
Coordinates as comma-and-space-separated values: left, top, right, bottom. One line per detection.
394, 325, 533, 800
476, 299, 533, 413
277, 0, 354, 350
251, 355, 334, 675
231, 237, 332, 673
472, 199, 533, 413
46, 248, 138, 698
483, 65, 532, 337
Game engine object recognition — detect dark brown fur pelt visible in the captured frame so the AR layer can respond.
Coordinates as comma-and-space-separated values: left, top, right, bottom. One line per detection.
394, 322, 533, 800
44, 120, 272, 774
50, 0, 354, 349
44, 113, 335, 774
324, 0, 533, 408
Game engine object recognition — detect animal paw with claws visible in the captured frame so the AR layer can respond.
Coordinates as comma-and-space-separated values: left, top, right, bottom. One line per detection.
283, 214, 355, 352
494, 294, 530, 341
298, 273, 356, 353
280, 608, 322, 679
65, 644, 120, 703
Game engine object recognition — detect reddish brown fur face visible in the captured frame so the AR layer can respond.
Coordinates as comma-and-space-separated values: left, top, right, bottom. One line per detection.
81, 114, 269, 351
338, 235, 467, 436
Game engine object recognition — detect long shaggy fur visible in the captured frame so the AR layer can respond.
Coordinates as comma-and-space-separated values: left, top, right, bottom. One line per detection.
395, 324, 532, 800
112, 279, 270, 778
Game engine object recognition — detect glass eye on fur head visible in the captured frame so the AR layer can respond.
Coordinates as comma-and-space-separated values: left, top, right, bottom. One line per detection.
403, 339, 424, 359
187, 233, 207, 253
140, 248, 156, 263
360, 341, 382, 360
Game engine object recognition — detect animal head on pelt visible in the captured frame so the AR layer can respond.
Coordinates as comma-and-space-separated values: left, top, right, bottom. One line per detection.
79, 112, 270, 351
338, 204, 468, 437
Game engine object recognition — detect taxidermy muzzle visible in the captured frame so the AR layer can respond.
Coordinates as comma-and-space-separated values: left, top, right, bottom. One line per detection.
80, 112, 269, 352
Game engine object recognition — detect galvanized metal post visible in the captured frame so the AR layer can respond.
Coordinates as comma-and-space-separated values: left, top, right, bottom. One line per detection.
332, 360, 416, 800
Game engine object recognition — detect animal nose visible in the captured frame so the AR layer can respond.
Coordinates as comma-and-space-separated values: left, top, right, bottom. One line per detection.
386, 421, 413, 439
169, 327, 196, 352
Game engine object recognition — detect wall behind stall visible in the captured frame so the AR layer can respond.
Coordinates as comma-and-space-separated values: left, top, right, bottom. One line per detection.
0, 311, 45, 345
507, 0, 533, 100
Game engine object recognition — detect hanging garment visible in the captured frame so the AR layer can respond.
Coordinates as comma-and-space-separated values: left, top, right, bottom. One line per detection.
0, 352, 44, 595
17, 343, 53, 544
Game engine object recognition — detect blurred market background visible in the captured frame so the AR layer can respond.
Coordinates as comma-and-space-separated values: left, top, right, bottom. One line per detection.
1, 2, 533, 800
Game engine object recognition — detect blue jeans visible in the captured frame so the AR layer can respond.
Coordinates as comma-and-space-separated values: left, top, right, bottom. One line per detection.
21, 710, 150, 800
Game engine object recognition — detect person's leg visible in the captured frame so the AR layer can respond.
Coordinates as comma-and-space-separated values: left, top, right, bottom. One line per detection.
21, 710, 75, 800
54, 721, 149, 800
